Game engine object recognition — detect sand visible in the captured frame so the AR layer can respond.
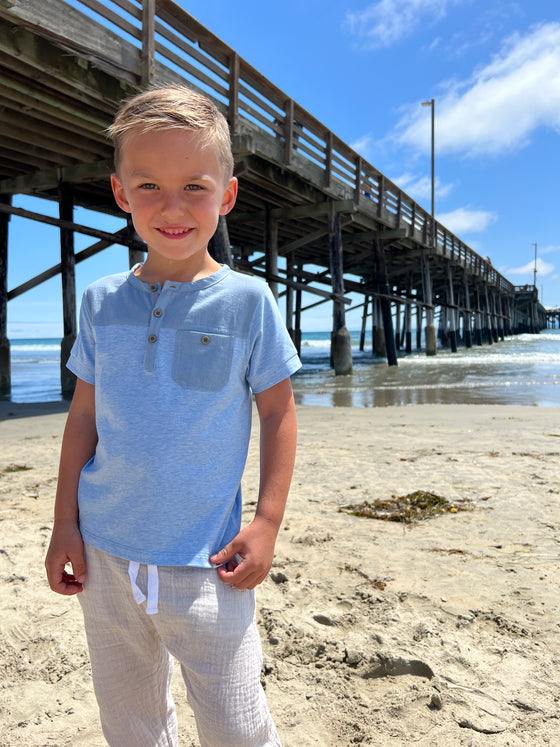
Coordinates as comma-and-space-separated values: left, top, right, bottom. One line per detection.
1, 401, 559, 746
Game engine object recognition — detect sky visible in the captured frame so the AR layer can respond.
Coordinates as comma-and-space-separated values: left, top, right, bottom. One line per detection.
6, 0, 559, 336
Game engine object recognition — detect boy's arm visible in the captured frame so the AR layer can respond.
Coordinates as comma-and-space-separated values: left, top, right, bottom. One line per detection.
45, 378, 98, 595
210, 377, 297, 590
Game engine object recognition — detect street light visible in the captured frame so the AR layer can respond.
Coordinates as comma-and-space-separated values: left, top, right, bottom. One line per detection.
532, 242, 538, 288
421, 98, 435, 247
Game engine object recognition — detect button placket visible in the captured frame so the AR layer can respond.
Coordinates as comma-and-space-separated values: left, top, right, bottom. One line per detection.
144, 289, 169, 372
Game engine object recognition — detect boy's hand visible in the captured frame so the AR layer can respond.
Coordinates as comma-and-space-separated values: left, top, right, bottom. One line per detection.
45, 522, 87, 595
209, 516, 279, 590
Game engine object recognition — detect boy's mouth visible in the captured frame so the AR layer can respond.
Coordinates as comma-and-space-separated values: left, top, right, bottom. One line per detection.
157, 226, 193, 238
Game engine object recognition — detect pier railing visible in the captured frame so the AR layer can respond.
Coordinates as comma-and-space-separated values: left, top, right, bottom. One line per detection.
22, 0, 514, 295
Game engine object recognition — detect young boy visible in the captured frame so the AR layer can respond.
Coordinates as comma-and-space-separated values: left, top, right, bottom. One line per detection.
45, 85, 300, 746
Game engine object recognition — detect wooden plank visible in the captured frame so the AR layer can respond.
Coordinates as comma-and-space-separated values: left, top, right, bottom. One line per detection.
78, 0, 141, 40
153, 39, 229, 100
0, 75, 110, 131
0, 132, 81, 167
156, 0, 231, 62
154, 17, 228, 83
0, 112, 106, 160
0, 83, 112, 144
0, 0, 140, 80
0, 160, 112, 195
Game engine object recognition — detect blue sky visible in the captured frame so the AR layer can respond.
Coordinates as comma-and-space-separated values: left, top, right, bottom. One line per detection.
7, 0, 560, 336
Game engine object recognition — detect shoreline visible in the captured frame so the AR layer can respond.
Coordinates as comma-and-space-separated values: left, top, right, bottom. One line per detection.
0, 397, 557, 421
1, 403, 559, 744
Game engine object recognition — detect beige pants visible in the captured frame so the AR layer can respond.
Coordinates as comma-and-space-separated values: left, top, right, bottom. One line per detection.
78, 544, 280, 747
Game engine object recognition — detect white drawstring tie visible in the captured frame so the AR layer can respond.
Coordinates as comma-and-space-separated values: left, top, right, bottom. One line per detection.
128, 561, 159, 615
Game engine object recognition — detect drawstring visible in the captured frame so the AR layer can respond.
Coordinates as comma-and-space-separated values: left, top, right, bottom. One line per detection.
128, 561, 159, 615
146, 565, 159, 615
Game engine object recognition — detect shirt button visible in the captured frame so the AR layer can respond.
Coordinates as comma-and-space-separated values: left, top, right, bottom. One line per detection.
201, 335, 210, 345
153, 308, 162, 318
150, 284, 158, 292
148, 334, 157, 343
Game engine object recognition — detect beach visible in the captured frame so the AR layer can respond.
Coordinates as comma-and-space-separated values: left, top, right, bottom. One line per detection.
1, 401, 559, 745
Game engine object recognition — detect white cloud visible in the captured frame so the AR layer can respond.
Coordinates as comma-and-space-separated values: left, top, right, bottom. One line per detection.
393, 172, 454, 203
435, 207, 497, 233
502, 258, 555, 277
539, 244, 560, 256
345, 0, 458, 49
395, 22, 560, 157
350, 134, 375, 160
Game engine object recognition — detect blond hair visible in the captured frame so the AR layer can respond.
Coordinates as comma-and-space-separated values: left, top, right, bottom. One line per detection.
107, 85, 234, 180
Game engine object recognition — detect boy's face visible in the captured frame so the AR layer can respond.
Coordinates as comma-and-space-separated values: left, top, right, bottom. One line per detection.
111, 128, 237, 280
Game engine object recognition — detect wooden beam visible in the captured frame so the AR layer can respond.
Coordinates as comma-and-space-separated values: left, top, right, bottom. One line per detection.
0, 202, 140, 246
0, 194, 10, 394
7, 227, 135, 301
58, 182, 77, 396
228, 52, 240, 132
141, 0, 156, 86
1, 0, 141, 82
284, 98, 295, 166
236, 260, 350, 304
0, 160, 112, 195
329, 208, 346, 332
265, 210, 278, 299
374, 233, 397, 366
233, 199, 355, 226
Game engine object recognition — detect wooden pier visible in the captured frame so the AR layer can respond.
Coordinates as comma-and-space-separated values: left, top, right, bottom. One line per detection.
545, 306, 560, 328
0, 0, 547, 396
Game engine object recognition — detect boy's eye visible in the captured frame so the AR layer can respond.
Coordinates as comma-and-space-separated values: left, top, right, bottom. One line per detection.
139, 183, 158, 190
185, 184, 203, 191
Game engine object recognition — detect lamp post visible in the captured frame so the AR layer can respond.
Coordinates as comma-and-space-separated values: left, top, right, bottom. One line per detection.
420, 98, 437, 355
421, 98, 435, 247
532, 242, 537, 288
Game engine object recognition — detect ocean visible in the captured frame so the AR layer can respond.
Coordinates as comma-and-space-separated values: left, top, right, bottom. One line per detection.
4, 330, 560, 407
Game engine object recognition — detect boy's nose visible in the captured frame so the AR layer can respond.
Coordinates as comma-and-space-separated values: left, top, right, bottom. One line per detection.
161, 192, 186, 216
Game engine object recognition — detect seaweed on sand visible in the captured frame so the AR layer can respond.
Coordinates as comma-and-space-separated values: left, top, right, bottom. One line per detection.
2, 464, 32, 473
338, 490, 471, 524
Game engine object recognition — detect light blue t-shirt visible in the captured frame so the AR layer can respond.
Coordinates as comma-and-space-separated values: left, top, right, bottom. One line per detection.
67, 265, 301, 566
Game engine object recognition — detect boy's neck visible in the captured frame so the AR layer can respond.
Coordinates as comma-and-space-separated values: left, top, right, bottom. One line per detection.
135, 251, 222, 285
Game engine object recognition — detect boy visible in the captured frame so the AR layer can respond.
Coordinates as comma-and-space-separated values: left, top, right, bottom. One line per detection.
45, 85, 300, 746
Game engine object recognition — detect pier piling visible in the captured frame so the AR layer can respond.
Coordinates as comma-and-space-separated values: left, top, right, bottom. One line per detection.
0, 195, 10, 396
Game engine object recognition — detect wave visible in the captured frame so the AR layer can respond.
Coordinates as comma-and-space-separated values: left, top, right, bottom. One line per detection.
516, 333, 560, 343
374, 379, 559, 391
309, 378, 560, 393
398, 352, 560, 367
12, 344, 60, 353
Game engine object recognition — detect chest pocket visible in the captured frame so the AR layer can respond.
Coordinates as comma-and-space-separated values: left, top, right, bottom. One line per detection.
172, 330, 234, 392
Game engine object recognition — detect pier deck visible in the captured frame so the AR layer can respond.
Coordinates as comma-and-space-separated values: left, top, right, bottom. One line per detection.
0, 0, 546, 395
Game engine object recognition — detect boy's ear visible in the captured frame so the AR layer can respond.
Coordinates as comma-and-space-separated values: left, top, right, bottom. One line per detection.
111, 173, 132, 214
219, 177, 238, 216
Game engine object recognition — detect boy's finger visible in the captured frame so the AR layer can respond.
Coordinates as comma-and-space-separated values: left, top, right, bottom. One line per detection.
209, 546, 243, 566
70, 557, 87, 584
48, 565, 83, 595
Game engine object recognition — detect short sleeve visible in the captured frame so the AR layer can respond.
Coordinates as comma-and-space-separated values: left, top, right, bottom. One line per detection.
245, 285, 301, 393
66, 289, 96, 385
